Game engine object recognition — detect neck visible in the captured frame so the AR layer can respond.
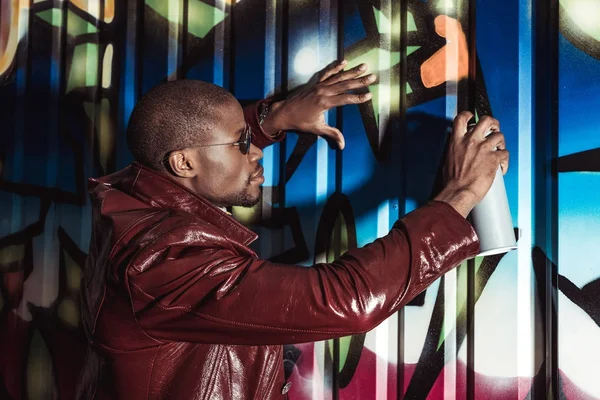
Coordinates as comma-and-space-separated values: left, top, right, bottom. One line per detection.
171, 174, 229, 212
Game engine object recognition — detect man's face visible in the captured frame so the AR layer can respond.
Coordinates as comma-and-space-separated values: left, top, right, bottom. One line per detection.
189, 99, 264, 208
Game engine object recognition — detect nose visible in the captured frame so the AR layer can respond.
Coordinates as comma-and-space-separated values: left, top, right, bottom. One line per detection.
248, 143, 263, 162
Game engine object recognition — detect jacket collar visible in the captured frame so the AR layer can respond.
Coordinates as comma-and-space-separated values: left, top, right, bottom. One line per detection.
90, 162, 258, 246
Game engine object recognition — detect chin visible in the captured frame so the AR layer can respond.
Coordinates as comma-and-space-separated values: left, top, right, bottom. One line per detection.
240, 195, 261, 208
231, 188, 261, 208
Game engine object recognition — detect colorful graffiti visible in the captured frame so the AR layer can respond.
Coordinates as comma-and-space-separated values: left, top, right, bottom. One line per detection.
1, 0, 600, 399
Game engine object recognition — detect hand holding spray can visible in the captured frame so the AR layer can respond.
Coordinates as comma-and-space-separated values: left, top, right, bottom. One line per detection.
467, 123, 517, 257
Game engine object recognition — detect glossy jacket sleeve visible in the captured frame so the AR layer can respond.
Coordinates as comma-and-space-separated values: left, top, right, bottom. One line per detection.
243, 100, 286, 149
126, 201, 479, 345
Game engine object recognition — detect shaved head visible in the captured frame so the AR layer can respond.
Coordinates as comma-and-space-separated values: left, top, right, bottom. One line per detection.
126, 79, 237, 171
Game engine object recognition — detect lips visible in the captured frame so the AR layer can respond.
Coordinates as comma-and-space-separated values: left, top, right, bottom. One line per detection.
250, 166, 264, 182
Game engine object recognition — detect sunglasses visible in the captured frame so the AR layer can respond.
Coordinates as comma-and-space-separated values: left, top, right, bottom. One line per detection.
194, 123, 252, 155
162, 124, 253, 166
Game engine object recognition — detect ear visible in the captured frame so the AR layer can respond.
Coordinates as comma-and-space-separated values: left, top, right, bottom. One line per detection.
166, 148, 199, 178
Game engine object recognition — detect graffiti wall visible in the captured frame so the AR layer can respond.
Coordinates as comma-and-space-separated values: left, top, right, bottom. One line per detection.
1, 0, 599, 398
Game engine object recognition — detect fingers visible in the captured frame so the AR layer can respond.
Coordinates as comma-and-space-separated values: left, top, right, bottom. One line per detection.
467, 115, 500, 140
313, 66, 375, 109
484, 131, 506, 151
495, 149, 510, 175
323, 63, 369, 86
319, 60, 347, 82
452, 111, 474, 137
328, 73, 377, 94
501, 159, 509, 175
482, 131, 509, 174
317, 125, 345, 150
327, 92, 373, 107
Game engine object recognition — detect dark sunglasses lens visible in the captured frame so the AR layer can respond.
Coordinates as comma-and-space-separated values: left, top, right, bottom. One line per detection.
240, 129, 251, 154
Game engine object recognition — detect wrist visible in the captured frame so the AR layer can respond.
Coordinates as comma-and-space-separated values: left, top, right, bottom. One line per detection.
259, 100, 286, 137
434, 186, 478, 218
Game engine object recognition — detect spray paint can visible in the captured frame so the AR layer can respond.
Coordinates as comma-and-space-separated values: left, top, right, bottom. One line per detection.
468, 123, 517, 257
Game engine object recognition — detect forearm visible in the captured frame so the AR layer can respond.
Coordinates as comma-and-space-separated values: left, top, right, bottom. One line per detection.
257, 100, 285, 137
130, 201, 479, 345
242, 100, 285, 149
434, 185, 478, 218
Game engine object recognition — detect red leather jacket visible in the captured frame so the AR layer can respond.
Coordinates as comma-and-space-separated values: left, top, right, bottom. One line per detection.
76, 103, 479, 399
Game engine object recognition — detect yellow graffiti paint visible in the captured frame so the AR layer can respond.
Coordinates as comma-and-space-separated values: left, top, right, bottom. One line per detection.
0, 0, 29, 80
67, 43, 99, 92
102, 44, 113, 88
232, 200, 262, 226
71, 0, 115, 24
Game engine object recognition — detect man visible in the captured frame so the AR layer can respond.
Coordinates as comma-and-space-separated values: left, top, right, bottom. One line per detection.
76, 60, 508, 399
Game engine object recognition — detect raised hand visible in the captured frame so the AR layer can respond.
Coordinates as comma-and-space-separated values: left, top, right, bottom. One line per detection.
261, 60, 376, 149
